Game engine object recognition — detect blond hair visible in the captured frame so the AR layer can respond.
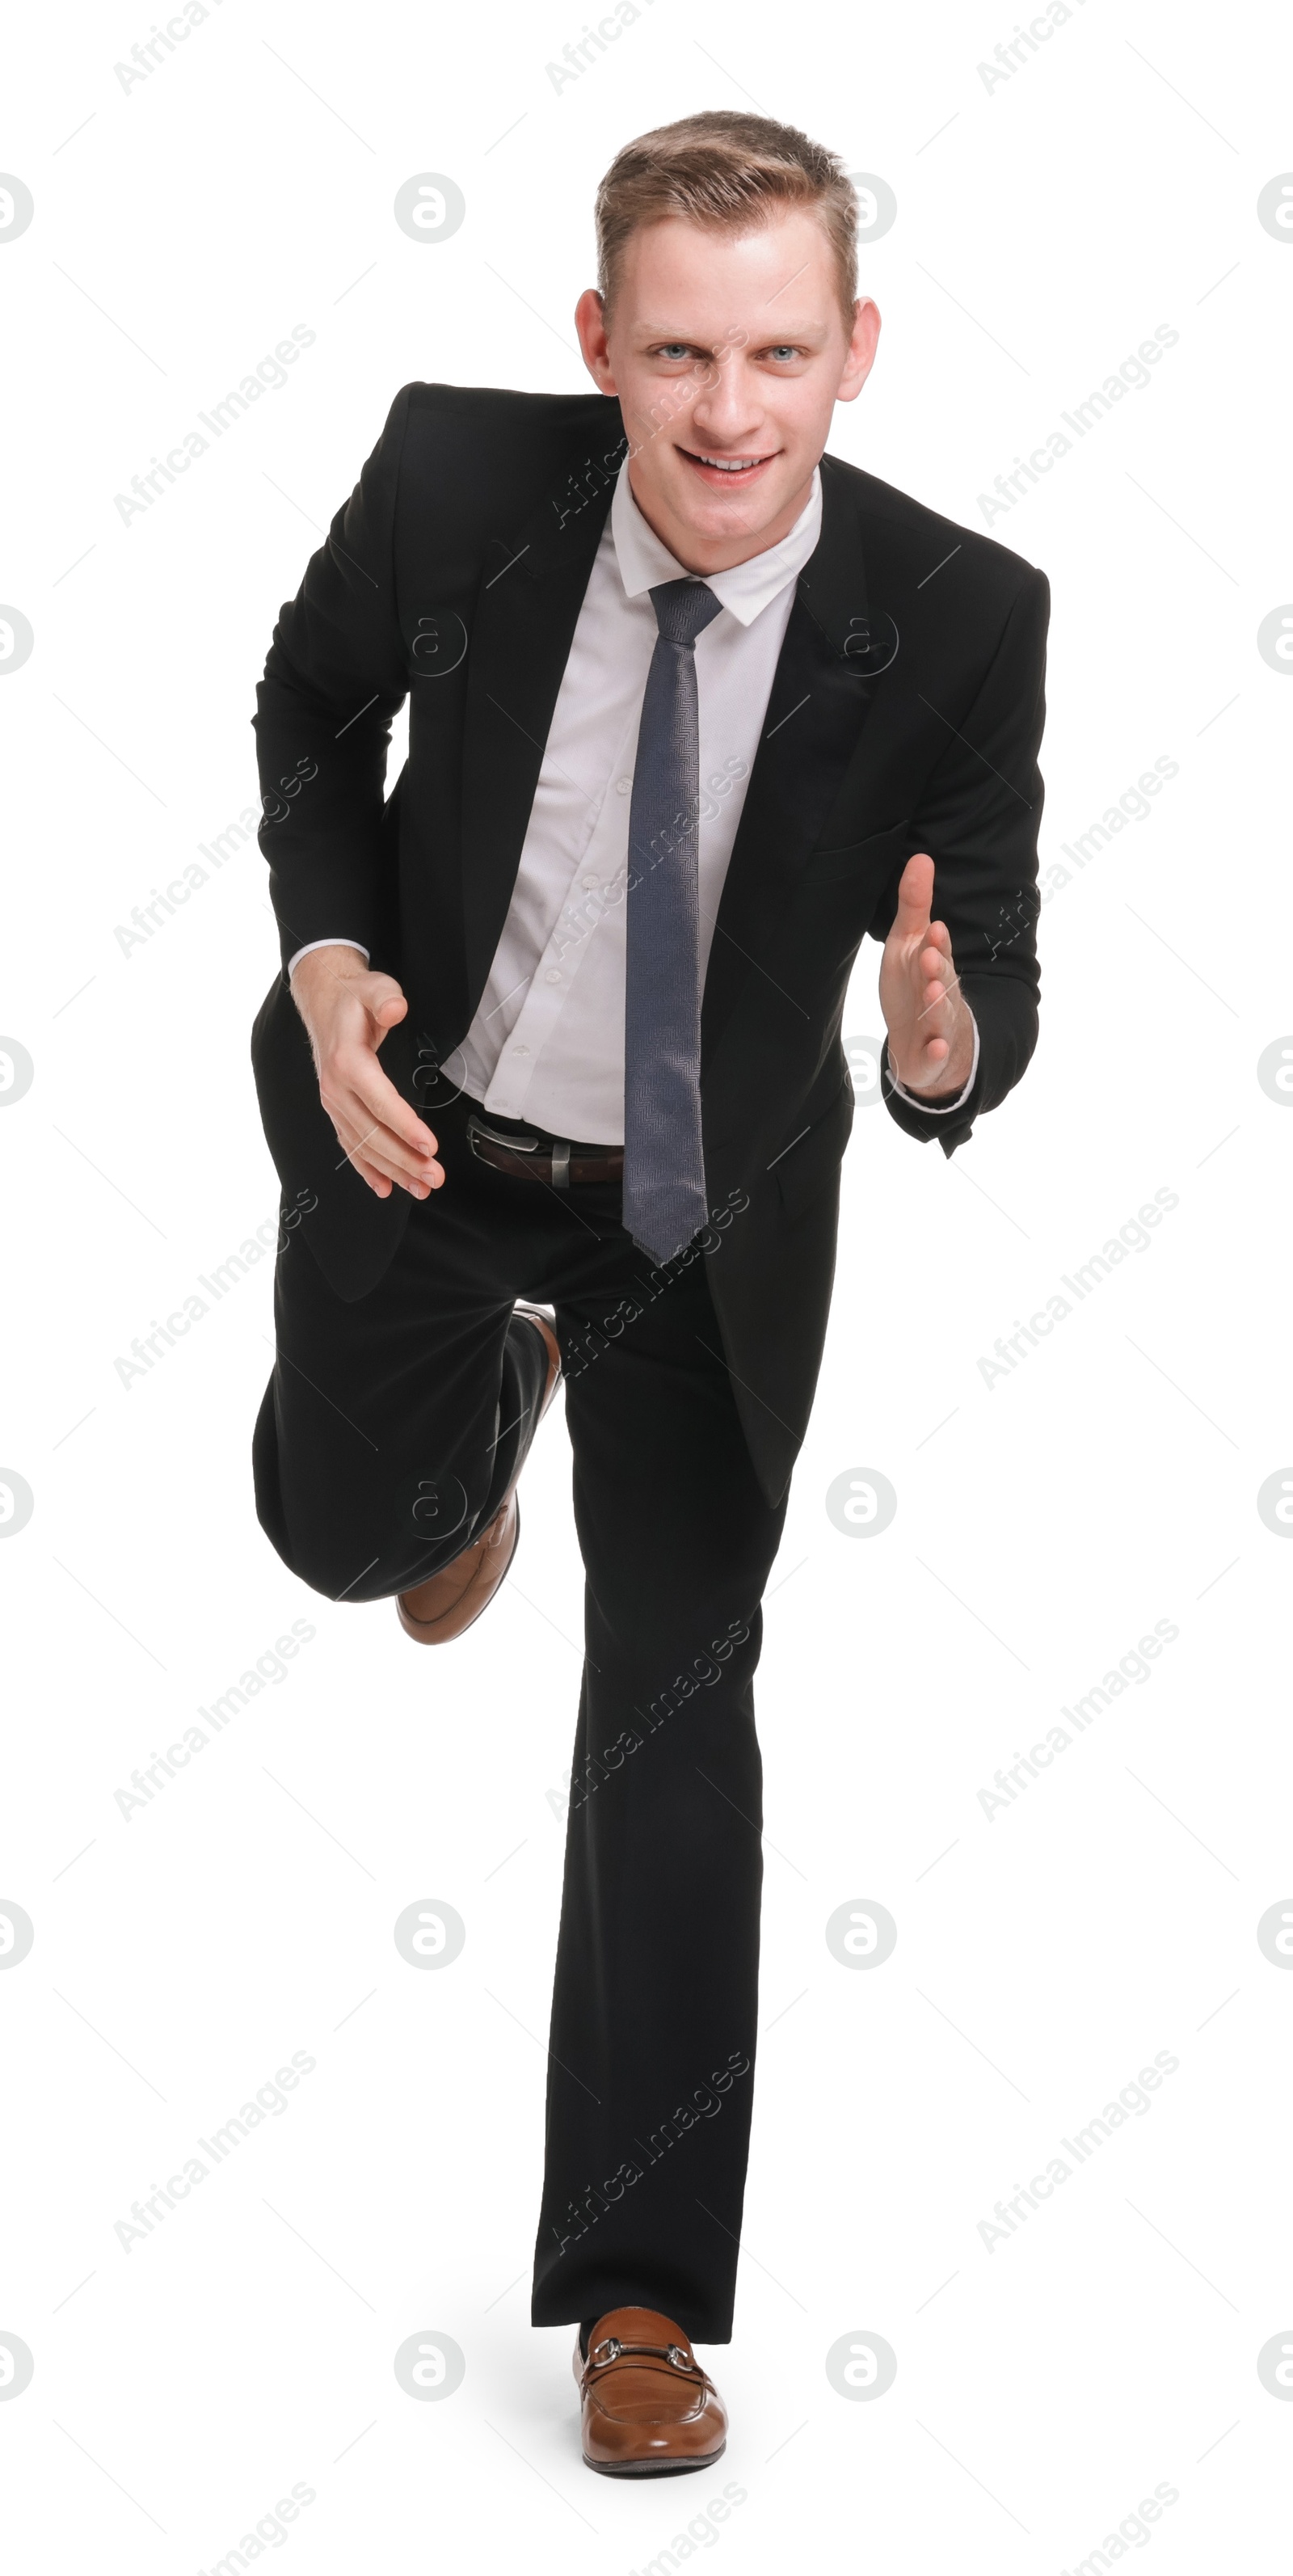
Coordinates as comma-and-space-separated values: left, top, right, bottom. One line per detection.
595, 110, 858, 331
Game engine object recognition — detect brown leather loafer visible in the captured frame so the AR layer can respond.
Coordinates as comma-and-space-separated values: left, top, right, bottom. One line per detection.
575, 2306, 727, 2476
396, 1305, 560, 1645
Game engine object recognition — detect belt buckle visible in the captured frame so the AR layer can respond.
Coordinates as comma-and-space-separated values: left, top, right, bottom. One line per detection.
466, 1115, 541, 1158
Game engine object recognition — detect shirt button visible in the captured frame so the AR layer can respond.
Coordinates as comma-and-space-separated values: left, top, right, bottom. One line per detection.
512, 1043, 530, 1057
545, 968, 562, 984
582, 873, 600, 890
615, 776, 632, 795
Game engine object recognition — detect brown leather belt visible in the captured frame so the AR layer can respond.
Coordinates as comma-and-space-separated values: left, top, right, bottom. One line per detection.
465, 1113, 623, 1189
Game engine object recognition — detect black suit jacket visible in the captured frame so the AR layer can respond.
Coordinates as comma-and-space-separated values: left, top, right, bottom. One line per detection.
251, 383, 1048, 1505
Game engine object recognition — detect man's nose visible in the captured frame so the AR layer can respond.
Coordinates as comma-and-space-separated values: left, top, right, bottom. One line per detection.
689, 355, 761, 445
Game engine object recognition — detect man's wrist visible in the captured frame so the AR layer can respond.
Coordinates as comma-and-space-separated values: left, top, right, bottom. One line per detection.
287, 938, 371, 982
886, 1017, 980, 1112
289, 944, 373, 1039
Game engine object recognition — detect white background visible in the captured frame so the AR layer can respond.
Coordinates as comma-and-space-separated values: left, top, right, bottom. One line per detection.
2, 1, 1291, 2568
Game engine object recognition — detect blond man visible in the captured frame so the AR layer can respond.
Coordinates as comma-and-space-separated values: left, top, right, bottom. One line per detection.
251, 110, 1048, 2473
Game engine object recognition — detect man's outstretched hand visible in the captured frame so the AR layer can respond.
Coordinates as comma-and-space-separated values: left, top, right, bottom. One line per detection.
290, 946, 443, 1200
878, 852, 975, 1100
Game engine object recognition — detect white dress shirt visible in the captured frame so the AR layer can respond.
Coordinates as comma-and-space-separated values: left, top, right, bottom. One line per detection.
292, 458, 978, 1139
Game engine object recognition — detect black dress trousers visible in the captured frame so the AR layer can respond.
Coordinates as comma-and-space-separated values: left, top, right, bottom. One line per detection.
252, 1079, 789, 2343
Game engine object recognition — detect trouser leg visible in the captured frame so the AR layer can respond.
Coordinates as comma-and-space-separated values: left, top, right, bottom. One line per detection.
252, 1095, 793, 2342
531, 1250, 788, 2345
251, 1157, 551, 1604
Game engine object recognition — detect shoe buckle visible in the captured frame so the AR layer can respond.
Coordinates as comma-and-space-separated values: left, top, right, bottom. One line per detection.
588, 2333, 695, 2374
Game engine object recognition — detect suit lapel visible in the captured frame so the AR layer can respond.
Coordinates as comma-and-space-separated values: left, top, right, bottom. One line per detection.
700, 454, 890, 1075
459, 412, 624, 1012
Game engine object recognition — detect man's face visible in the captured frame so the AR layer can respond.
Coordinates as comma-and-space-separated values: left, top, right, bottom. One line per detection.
575, 206, 879, 572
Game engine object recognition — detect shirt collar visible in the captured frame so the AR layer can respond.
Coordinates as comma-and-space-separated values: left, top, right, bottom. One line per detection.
610, 458, 822, 629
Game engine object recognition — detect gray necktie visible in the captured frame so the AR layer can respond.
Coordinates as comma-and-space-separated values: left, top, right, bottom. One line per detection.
622, 576, 723, 1265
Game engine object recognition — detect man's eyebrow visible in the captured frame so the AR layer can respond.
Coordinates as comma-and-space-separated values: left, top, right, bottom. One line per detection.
635, 320, 828, 344
748, 321, 828, 342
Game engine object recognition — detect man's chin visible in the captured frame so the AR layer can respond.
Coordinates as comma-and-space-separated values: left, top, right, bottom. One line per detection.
655, 465, 807, 559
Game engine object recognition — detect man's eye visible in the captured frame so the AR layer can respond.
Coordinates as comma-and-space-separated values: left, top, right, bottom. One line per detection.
656, 344, 693, 360
764, 345, 799, 361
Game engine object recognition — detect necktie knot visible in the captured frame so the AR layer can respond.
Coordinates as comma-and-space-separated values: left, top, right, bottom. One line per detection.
650, 576, 722, 649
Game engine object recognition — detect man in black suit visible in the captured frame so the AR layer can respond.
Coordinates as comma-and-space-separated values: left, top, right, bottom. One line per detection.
251, 109, 1047, 2474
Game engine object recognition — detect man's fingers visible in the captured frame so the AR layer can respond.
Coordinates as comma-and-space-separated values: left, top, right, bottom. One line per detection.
328, 1088, 444, 1191
349, 1120, 443, 1191
326, 1098, 432, 1185
335, 1053, 438, 1167
892, 850, 935, 934
344, 1131, 440, 1197
319, 1024, 442, 1193
879, 854, 975, 1097
292, 963, 440, 1195
917, 936, 960, 1025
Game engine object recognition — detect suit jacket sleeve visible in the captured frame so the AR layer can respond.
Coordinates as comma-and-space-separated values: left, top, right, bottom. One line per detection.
252, 384, 413, 976
871, 564, 1049, 1157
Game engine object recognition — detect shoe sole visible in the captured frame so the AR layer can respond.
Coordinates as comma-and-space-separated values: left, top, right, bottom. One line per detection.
395, 1501, 521, 1643
581, 2442, 727, 2477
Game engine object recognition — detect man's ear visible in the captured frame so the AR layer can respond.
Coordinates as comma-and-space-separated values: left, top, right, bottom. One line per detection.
836, 297, 880, 405
575, 287, 617, 393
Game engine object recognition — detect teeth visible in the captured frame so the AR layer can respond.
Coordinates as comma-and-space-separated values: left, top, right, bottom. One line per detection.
694, 454, 762, 472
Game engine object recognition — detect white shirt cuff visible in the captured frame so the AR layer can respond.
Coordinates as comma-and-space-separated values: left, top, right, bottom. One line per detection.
888, 1015, 979, 1113
287, 937, 371, 976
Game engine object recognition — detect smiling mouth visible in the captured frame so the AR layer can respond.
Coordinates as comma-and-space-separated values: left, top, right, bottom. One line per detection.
678, 447, 778, 480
